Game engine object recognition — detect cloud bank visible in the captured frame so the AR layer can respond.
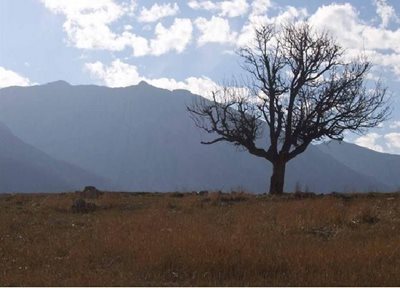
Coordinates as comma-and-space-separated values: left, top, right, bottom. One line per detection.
85, 59, 219, 98
0, 67, 34, 88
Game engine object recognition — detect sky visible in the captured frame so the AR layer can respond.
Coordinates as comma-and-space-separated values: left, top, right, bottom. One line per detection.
0, 0, 399, 154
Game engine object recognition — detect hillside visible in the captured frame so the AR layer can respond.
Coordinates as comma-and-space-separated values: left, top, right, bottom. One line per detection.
0, 122, 111, 192
317, 141, 400, 191
0, 81, 393, 193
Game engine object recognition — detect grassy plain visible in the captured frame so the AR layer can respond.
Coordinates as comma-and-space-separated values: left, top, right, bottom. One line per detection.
0, 191, 399, 286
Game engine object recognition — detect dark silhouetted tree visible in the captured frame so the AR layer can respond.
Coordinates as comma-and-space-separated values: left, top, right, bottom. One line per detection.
188, 23, 390, 194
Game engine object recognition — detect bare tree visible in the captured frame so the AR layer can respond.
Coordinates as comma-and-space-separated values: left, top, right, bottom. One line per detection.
188, 23, 390, 195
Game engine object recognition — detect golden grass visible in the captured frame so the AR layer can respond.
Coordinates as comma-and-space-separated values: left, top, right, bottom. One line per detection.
0, 191, 399, 286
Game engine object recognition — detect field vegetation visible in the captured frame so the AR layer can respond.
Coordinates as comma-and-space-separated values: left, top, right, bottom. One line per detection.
1, 191, 399, 286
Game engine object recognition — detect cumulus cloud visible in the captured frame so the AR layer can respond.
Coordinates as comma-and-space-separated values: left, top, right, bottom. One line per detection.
85, 59, 218, 98
250, 0, 272, 16
41, 0, 128, 51
354, 133, 384, 152
150, 18, 193, 55
84, 59, 141, 87
129, 35, 150, 57
308, 3, 400, 78
354, 132, 400, 154
138, 2, 179, 23
236, 2, 307, 47
188, 0, 249, 17
364, 51, 400, 77
41, 0, 192, 57
195, 16, 237, 45
40, 0, 400, 76
0, 67, 34, 88
148, 76, 219, 97
272, 6, 308, 25
389, 121, 400, 129
384, 133, 400, 150
374, 0, 399, 28
309, 3, 400, 53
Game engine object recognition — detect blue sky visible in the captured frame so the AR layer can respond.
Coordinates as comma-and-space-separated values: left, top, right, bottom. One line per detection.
0, 0, 399, 153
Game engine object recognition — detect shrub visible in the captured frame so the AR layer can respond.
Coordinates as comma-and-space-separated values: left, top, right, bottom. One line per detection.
71, 198, 97, 213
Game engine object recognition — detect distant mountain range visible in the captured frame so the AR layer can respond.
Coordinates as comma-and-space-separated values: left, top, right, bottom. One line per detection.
316, 141, 400, 191
0, 81, 398, 193
0, 121, 110, 192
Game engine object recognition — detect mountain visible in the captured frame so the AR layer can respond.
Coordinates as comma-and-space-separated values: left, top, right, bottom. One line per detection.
317, 141, 400, 191
0, 81, 392, 193
0, 121, 110, 193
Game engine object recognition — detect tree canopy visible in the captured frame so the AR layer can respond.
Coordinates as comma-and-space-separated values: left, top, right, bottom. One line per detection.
188, 23, 390, 194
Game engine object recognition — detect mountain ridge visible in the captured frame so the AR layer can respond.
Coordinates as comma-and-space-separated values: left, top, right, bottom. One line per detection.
317, 140, 400, 191
0, 121, 113, 192
0, 81, 397, 193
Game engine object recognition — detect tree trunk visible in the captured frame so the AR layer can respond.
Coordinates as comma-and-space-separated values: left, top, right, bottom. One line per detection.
269, 160, 286, 195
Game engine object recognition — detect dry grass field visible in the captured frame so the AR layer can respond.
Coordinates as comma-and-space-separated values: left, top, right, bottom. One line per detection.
0, 191, 400, 286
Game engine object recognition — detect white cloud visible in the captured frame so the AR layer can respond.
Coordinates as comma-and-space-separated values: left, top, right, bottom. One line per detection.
272, 6, 308, 25
123, 0, 137, 16
250, 0, 272, 17
41, 1, 192, 57
389, 121, 400, 129
85, 59, 218, 98
41, 0, 127, 51
355, 133, 384, 152
0, 67, 34, 88
138, 2, 179, 23
129, 34, 150, 57
384, 133, 400, 150
148, 76, 219, 97
188, 0, 249, 18
308, 3, 400, 78
39, 0, 400, 75
150, 18, 193, 55
369, 51, 400, 77
84, 59, 141, 87
354, 132, 400, 154
237, 3, 307, 47
195, 16, 237, 45
124, 25, 133, 31
219, 0, 249, 17
309, 3, 400, 53
236, 19, 264, 48
188, 0, 216, 11
374, 0, 398, 28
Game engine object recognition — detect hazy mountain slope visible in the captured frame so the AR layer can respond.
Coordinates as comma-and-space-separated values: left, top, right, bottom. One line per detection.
0, 81, 389, 193
286, 144, 389, 192
0, 122, 111, 192
317, 141, 400, 191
